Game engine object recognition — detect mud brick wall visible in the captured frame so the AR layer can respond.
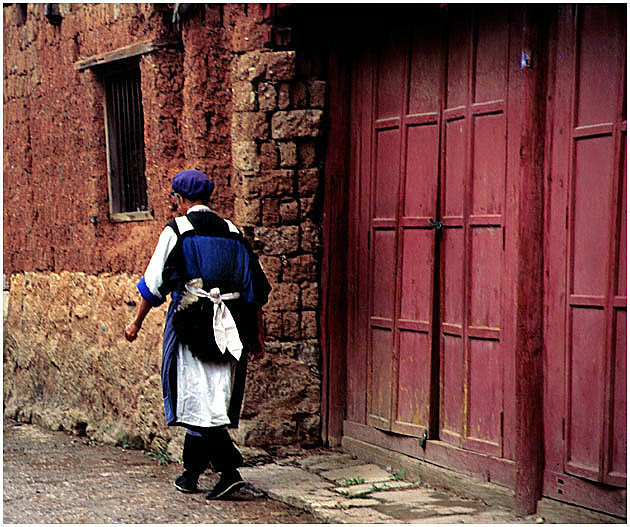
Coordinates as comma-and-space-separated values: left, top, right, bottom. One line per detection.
3, 3, 235, 274
4, 4, 325, 454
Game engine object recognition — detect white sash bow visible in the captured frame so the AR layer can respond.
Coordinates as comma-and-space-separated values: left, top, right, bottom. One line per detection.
185, 284, 243, 361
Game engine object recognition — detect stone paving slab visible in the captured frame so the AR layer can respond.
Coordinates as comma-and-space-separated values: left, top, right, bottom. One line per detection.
242, 451, 616, 524
241, 464, 330, 491
414, 509, 522, 524
338, 497, 382, 508
334, 479, 414, 497
297, 453, 364, 473
242, 456, 540, 524
373, 487, 443, 505
241, 464, 342, 517
297, 453, 358, 469
318, 506, 403, 524
320, 463, 393, 485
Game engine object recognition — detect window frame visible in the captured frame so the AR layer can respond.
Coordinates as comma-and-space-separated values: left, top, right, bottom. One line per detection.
75, 39, 176, 223
101, 58, 150, 222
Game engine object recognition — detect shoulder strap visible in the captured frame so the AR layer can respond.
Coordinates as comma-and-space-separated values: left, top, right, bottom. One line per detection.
224, 218, 240, 234
167, 215, 195, 239
175, 215, 195, 235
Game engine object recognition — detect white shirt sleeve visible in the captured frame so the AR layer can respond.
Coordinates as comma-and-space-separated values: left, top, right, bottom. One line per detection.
137, 226, 178, 306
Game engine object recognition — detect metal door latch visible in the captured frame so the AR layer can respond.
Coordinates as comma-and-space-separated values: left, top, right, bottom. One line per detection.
420, 429, 428, 449
429, 218, 443, 231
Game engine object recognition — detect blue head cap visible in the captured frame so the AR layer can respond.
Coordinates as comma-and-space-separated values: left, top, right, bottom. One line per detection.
171, 169, 214, 201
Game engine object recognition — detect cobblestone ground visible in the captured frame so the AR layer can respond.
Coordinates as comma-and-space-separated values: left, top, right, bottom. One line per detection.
3, 419, 316, 524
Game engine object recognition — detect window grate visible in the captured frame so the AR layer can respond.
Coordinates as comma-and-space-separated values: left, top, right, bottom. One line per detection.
104, 61, 148, 215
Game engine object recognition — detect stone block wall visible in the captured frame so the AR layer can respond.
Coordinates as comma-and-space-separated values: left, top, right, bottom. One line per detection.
227, 46, 326, 448
3, 3, 326, 454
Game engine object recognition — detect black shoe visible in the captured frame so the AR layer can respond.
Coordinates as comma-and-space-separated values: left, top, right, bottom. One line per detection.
174, 471, 199, 493
205, 471, 246, 500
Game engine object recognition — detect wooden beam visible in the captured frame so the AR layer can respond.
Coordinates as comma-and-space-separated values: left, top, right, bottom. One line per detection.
74, 39, 178, 71
320, 41, 351, 447
513, 5, 549, 517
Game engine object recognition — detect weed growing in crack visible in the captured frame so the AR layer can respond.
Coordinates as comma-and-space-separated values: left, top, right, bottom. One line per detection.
389, 469, 405, 481
338, 476, 366, 487
149, 441, 171, 465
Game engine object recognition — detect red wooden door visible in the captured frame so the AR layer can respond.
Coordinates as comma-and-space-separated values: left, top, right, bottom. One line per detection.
438, 7, 513, 457
544, 4, 626, 502
364, 19, 443, 437
348, 6, 518, 459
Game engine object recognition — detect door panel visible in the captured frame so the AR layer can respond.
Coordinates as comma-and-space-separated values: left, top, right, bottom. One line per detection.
567, 307, 607, 472
571, 137, 615, 296
474, 9, 508, 103
400, 230, 433, 322
374, 130, 400, 219
471, 113, 506, 216
441, 334, 465, 441
439, 6, 509, 456
610, 309, 626, 480
397, 330, 432, 428
444, 119, 466, 218
575, 7, 620, 127
469, 229, 502, 329
370, 327, 394, 429
563, 5, 627, 485
367, 28, 408, 430
371, 231, 396, 319
446, 10, 470, 108
544, 4, 626, 491
404, 126, 439, 218
468, 338, 502, 449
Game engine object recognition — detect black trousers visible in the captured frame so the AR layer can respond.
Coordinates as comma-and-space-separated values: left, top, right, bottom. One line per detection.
183, 426, 243, 476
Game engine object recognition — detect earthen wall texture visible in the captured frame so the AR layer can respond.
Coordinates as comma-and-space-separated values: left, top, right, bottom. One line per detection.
4, 4, 325, 451
3, 3, 234, 274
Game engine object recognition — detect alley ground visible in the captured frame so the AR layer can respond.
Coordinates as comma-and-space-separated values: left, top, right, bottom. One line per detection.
3, 418, 315, 524
4, 418, 621, 524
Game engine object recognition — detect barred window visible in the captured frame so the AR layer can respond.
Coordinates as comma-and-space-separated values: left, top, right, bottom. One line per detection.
103, 59, 149, 221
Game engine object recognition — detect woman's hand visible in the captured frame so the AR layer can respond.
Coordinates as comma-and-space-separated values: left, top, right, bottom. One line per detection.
124, 321, 141, 342
124, 297, 152, 342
